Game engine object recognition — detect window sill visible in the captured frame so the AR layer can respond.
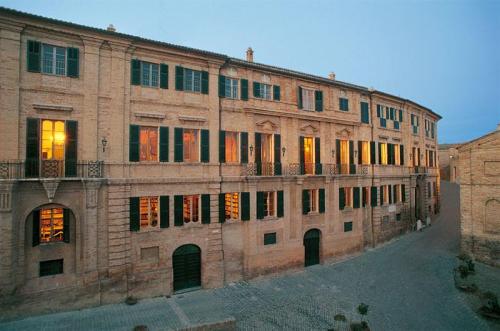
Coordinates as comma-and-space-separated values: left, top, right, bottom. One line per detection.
341, 207, 354, 213
306, 211, 320, 216
182, 222, 204, 228
136, 227, 161, 233
261, 216, 279, 221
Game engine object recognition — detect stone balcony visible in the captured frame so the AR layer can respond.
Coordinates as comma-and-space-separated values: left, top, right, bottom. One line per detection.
0, 160, 104, 180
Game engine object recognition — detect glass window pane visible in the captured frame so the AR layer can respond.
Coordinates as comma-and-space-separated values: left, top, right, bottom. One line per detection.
193, 71, 201, 92
55, 47, 65, 75
151, 64, 159, 87
184, 69, 193, 91
142, 62, 150, 86
42, 45, 54, 74
225, 132, 238, 162
183, 129, 199, 162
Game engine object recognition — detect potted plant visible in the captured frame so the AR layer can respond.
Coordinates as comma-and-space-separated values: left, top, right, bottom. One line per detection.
479, 291, 500, 320
329, 313, 348, 331
350, 303, 370, 331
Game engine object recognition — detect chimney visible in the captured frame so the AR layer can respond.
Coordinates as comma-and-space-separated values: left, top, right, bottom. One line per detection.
246, 47, 254, 62
328, 72, 336, 80
107, 24, 116, 32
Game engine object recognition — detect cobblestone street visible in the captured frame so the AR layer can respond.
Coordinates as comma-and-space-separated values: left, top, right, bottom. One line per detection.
1, 181, 496, 331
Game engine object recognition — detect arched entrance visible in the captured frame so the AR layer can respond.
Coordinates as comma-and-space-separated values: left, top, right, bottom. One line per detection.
303, 229, 321, 267
172, 244, 201, 292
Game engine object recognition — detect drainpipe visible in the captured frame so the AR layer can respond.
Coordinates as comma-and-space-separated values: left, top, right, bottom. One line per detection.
369, 92, 375, 248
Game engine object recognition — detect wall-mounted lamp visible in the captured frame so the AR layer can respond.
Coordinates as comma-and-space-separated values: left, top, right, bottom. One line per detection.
354, 150, 358, 158
282, 147, 286, 157
249, 144, 254, 156
331, 149, 336, 158
101, 137, 108, 153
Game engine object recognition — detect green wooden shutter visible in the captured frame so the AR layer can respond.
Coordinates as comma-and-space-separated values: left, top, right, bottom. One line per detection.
358, 141, 362, 164
400, 144, 405, 165
336, 139, 341, 165
129, 125, 139, 162
371, 187, 378, 206
253, 82, 260, 98
273, 85, 280, 101
65, 120, 77, 177
201, 71, 209, 94
255, 133, 262, 175
159, 127, 169, 162
174, 195, 184, 226
315, 137, 322, 174
315, 90, 323, 112
201, 194, 210, 224
219, 193, 225, 223
241, 192, 250, 221
160, 64, 169, 89
274, 134, 281, 175
240, 132, 248, 164
362, 187, 367, 207
25, 118, 40, 178
370, 141, 376, 165
174, 128, 183, 162
378, 142, 382, 164
27, 40, 41, 73
256, 191, 264, 220
201, 129, 210, 163
299, 136, 305, 174
380, 186, 384, 206
131, 59, 141, 85
339, 188, 345, 210
399, 109, 403, 122
389, 185, 393, 204
402, 184, 406, 202
67, 47, 79, 78
349, 140, 354, 165
277, 190, 284, 218
353, 187, 360, 209
160, 196, 169, 228
219, 130, 226, 163
376, 105, 381, 118
219, 75, 226, 97
241, 79, 248, 100
32, 210, 40, 247
129, 197, 140, 231
319, 188, 325, 213
361, 102, 369, 123
302, 190, 310, 215
175, 66, 184, 90
297, 87, 303, 109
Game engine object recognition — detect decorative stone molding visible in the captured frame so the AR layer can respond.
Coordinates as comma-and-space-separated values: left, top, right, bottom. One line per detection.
392, 137, 401, 142
178, 115, 207, 124
0, 182, 15, 212
83, 180, 102, 209
336, 128, 353, 139
33, 104, 73, 112
261, 74, 271, 83
256, 120, 279, 132
226, 67, 238, 77
299, 124, 319, 135
134, 111, 166, 119
41, 179, 60, 202
378, 135, 389, 140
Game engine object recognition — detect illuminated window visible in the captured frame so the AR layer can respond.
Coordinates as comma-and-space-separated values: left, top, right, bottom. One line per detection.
394, 144, 400, 165
183, 129, 200, 162
303, 137, 315, 174
301, 88, 315, 111
225, 192, 239, 220
263, 191, 275, 217
380, 143, 388, 165
225, 132, 239, 163
139, 127, 158, 161
41, 120, 65, 160
139, 197, 158, 229
40, 208, 64, 243
183, 195, 200, 223
345, 187, 353, 208
361, 141, 370, 165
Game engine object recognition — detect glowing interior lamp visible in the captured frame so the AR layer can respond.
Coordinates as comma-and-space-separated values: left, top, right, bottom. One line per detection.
53, 132, 66, 144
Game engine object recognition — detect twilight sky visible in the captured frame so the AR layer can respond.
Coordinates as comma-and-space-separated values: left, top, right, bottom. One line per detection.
1, 0, 499, 143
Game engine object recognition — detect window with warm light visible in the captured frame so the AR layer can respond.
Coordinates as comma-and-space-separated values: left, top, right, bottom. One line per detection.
225, 132, 239, 163
361, 141, 370, 164
263, 191, 276, 217
41, 120, 65, 160
395, 185, 401, 203
394, 144, 400, 165
380, 143, 388, 165
183, 195, 200, 223
40, 208, 64, 243
139, 196, 158, 229
345, 187, 353, 208
183, 129, 200, 162
340, 140, 349, 164
383, 185, 389, 204
225, 192, 239, 220
139, 127, 158, 161
303, 137, 315, 174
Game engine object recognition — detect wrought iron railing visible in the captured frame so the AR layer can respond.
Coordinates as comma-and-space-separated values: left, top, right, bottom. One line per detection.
0, 160, 104, 179
241, 163, 368, 177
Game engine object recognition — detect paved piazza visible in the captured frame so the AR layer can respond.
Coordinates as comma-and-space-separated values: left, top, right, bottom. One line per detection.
1, 181, 497, 331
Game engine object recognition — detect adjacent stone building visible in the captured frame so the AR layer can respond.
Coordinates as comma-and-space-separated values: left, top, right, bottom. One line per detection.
439, 144, 461, 182
0, 7, 441, 317
459, 126, 500, 267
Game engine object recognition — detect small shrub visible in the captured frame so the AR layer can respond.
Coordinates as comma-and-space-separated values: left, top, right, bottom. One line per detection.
457, 253, 471, 262
466, 259, 475, 273
125, 296, 138, 305
334, 314, 347, 322
357, 303, 369, 317
483, 291, 500, 313
457, 265, 470, 279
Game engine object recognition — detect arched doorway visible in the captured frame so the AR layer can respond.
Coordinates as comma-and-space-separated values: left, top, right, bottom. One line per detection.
304, 229, 321, 267
172, 244, 201, 292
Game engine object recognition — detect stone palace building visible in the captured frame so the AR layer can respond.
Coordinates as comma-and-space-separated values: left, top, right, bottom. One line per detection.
0, 7, 441, 316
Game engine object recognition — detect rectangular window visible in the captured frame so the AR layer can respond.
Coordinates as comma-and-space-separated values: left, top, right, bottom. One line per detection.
41, 120, 65, 161
344, 221, 353, 232
380, 143, 388, 165
225, 131, 239, 163
184, 68, 202, 92
263, 191, 276, 217
362, 187, 370, 207
139, 196, 159, 229
394, 144, 400, 166
301, 88, 315, 111
383, 185, 389, 204
303, 136, 315, 174
42, 44, 66, 75
183, 129, 200, 162
361, 102, 369, 123
339, 98, 349, 111
139, 127, 158, 161
224, 77, 238, 99
411, 114, 420, 134
39, 259, 63, 277
40, 208, 64, 243
225, 192, 239, 220
345, 187, 353, 208
140, 61, 159, 87
361, 141, 370, 165
264, 232, 277, 245
256, 83, 272, 100
183, 195, 200, 223
307, 189, 318, 213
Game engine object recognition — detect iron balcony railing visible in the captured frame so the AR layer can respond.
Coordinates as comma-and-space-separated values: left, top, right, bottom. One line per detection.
0, 160, 104, 179
241, 163, 369, 177
412, 166, 428, 174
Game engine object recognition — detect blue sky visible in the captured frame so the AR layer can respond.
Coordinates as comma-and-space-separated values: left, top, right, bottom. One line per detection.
1, 0, 499, 143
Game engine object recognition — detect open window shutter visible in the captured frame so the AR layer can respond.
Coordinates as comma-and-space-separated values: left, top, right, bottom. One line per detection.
160, 196, 169, 228
218, 75, 226, 97
218, 193, 225, 223
380, 186, 384, 206
376, 105, 381, 118
400, 144, 405, 165
393, 185, 398, 203
129, 125, 139, 162
319, 188, 325, 213
336, 139, 341, 165
253, 82, 260, 98
399, 109, 403, 122
362, 187, 367, 207
349, 141, 354, 165
27, 40, 41, 73
159, 127, 169, 162
201, 71, 209, 94
353, 187, 360, 209
378, 143, 382, 164
25, 118, 40, 177
65, 121, 78, 177
358, 141, 362, 164
315, 90, 323, 112
32, 210, 40, 247
241, 192, 250, 221
241, 79, 248, 100
131, 59, 141, 85
174, 195, 184, 226
160, 64, 168, 89
297, 87, 303, 109
219, 130, 226, 163
315, 137, 322, 174
240, 132, 248, 164
402, 184, 406, 202
274, 134, 281, 175
175, 66, 184, 90
63, 208, 71, 243
370, 141, 376, 165
339, 188, 345, 210
371, 187, 378, 206
174, 128, 183, 162
201, 129, 209, 163
277, 190, 284, 218
67, 47, 79, 78
255, 133, 262, 175
273, 85, 280, 101
390, 144, 395, 165
389, 185, 393, 204
300, 136, 305, 175
129, 197, 140, 231
302, 190, 310, 215
201, 194, 210, 224
256, 191, 264, 220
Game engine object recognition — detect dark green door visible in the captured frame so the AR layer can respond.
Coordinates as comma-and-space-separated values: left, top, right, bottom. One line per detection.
304, 229, 320, 267
172, 244, 201, 292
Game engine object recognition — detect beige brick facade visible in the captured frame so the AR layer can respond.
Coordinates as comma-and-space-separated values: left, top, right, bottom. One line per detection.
0, 8, 441, 318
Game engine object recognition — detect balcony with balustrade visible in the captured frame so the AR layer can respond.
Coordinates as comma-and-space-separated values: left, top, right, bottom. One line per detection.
0, 160, 104, 180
